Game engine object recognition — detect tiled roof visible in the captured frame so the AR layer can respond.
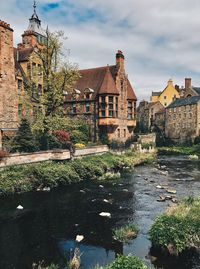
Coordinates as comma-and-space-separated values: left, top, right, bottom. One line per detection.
69, 65, 137, 101
193, 87, 200, 95
167, 95, 200, 108
127, 79, 137, 100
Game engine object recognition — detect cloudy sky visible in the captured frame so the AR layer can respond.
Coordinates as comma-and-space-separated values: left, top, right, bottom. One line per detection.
1, 0, 200, 101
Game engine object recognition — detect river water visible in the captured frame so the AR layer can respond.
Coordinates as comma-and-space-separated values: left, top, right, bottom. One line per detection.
0, 155, 200, 269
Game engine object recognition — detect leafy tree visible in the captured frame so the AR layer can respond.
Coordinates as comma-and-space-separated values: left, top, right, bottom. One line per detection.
24, 29, 81, 145
12, 118, 38, 152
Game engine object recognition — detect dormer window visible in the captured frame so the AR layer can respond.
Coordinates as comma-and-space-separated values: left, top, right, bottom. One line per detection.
84, 88, 94, 99
73, 89, 81, 100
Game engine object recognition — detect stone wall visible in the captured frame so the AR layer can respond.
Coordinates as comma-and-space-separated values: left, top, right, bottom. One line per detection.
138, 133, 156, 144
0, 145, 109, 168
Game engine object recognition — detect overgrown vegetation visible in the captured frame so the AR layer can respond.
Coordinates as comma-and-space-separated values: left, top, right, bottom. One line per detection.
113, 224, 139, 242
0, 151, 155, 196
158, 145, 200, 156
149, 197, 200, 254
94, 255, 148, 269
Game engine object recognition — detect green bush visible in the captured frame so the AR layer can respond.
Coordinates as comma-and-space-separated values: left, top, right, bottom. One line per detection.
113, 224, 139, 242
150, 197, 200, 253
70, 130, 88, 144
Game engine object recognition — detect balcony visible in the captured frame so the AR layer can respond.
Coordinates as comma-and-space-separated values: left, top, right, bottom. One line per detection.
99, 117, 119, 126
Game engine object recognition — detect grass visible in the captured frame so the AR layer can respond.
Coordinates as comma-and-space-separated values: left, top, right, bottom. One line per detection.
93, 255, 148, 269
0, 151, 156, 196
149, 196, 200, 254
112, 224, 139, 242
158, 145, 200, 156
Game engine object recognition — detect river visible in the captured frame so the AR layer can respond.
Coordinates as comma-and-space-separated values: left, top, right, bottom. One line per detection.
0, 155, 200, 269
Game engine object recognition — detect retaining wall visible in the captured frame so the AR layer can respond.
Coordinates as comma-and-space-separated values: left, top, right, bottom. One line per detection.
0, 145, 109, 168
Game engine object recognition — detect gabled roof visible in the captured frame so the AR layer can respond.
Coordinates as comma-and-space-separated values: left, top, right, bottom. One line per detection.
98, 66, 119, 95
127, 79, 137, 100
167, 95, 200, 108
71, 64, 137, 101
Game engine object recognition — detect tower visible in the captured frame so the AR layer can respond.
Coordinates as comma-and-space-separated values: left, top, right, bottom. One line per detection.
21, 1, 46, 48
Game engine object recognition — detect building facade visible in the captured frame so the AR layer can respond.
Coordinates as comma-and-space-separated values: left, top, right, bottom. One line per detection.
0, 20, 18, 149
165, 96, 200, 142
64, 51, 137, 142
151, 79, 180, 107
137, 100, 164, 133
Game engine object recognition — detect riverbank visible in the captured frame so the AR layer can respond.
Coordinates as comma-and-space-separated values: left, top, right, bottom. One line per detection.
150, 197, 200, 255
0, 151, 156, 196
158, 145, 200, 156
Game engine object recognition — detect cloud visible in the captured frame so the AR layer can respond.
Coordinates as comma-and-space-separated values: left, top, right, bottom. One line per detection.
1, 0, 200, 101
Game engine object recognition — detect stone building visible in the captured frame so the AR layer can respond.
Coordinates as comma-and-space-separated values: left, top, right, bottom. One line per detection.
0, 21, 18, 149
150, 79, 180, 107
64, 51, 137, 142
183, 78, 200, 98
165, 96, 200, 143
137, 100, 164, 133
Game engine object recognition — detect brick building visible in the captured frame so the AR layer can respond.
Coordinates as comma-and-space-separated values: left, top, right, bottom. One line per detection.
165, 96, 200, 143
64, 51, 137, 142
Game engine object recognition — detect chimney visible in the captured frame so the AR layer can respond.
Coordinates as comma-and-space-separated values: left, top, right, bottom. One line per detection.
167, 79, 173, 86
185, 78, 192, 89
116, 50, 125, 70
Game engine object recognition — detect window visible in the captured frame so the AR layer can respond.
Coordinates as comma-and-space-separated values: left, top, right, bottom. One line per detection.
100, 96, 106, 117
116, 97, 118, 117
124, 129, 126, 138
18, 79, 22, 94
121, 80, 123, 91
38, 84, 42, 96
72, 103, 76, 114
32, 63, 37, 77
33, 106, 38, 117
128, 101, 133, 119
18, 104, 22, 116
164, 103, 167, 106
86, 101, 90, 113
164, 96, 167, 99
108, 96, 114, 117
117, 129, 120, 138
173, 114, 176, 120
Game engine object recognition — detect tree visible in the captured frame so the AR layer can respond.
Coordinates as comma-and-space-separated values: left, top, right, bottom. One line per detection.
24, 29, 80, 133
12, 118, 38, 152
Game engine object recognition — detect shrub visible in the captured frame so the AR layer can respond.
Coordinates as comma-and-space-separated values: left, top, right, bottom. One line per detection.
150, 197, 200, 254
12, 118, 39, 153
74, 143, 86, 149
70, 130, 88, 144
53, 130, 70, 143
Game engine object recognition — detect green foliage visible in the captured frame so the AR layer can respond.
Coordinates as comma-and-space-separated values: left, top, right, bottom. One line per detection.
113, 224, 139, 242
141, 142, 155, 149
158, 145, 200, 156
70, 130, 88, 144
12, 118, 39, 153
0, 151, 155, 196
150, 197, 200, 253
94, 255, 148, 269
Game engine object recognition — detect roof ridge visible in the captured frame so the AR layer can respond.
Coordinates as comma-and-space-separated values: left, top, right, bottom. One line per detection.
79, 65, 116, 72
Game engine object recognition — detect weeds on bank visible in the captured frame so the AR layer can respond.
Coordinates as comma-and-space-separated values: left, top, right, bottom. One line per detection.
112, 224, 139, 242
149, 196, 200, 254
0, 151, 155, 195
